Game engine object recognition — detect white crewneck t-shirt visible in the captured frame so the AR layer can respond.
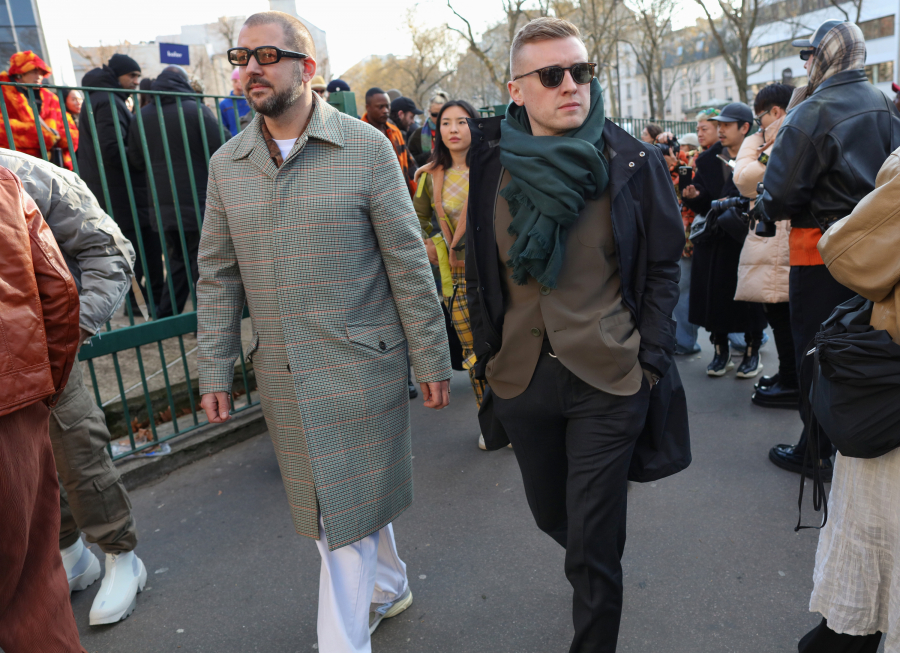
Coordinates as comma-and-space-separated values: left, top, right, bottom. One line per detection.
273, 138, 298, 162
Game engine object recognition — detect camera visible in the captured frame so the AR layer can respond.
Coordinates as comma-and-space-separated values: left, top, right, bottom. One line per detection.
655, 137, 680, 157
709, 196, 750, 215
753, 182, 777, 238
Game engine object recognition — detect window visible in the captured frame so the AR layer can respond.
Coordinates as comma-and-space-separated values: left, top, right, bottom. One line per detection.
641, 82, 647, 96
696, 39, 704, 52
724, 65, 731, 79
694, 91, 701, 106
708, 63, 715, 82
643, 101, 648, 117
865, 61, 895, 84
725, 86, 732, 100
681, 93, 687, 108
627, 105, 632, 117
708, 89, 715, 100
626, 83, 632, 100
677, 46, 683, 56
860, 15, 895, 40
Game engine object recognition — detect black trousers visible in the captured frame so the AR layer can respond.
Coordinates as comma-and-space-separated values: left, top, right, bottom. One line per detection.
157, 230, 200, 318
789, 266, 855, 458
121, 224, 166, 318
710, 330, 763, 348
798, 618, 882, 652
493, 349, 651, 653
764, 301, 797, 386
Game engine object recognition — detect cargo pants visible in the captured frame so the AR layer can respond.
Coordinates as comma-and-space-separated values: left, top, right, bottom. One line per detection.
49, 362, 137, 554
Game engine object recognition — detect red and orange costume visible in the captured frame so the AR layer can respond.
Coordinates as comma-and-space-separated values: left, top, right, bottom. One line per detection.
0, 51, 78, 170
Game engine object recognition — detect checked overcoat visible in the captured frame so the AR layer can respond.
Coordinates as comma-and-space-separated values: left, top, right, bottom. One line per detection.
197, 95, 451, 550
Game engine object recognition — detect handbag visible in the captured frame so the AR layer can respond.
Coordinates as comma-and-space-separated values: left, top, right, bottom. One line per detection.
688, 211, 719, 245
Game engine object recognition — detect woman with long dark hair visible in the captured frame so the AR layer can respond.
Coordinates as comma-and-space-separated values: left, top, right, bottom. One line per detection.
414, 99, 490, 449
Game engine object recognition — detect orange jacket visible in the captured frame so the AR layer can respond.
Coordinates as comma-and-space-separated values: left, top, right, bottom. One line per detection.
0, 165, 80, 417
0, 73, 76, 170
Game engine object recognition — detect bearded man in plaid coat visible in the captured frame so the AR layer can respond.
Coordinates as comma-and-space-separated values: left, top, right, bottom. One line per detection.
196, 12, 451, 652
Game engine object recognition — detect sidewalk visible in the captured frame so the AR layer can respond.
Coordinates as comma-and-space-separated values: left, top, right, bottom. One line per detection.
73, 347, 854, 652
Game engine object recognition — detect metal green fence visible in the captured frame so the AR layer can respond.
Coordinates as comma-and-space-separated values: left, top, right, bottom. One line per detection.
0, 80, 259, 460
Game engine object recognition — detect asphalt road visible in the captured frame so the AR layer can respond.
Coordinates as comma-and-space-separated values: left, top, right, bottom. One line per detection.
73, 345, 851, 653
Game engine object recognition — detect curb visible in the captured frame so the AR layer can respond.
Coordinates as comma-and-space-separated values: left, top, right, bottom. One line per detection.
115, 405, 267, 491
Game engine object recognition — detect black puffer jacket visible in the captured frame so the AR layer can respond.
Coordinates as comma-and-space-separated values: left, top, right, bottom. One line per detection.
78, 66, 147, 230
761, 69, 900, 228
127, 68, 228, 232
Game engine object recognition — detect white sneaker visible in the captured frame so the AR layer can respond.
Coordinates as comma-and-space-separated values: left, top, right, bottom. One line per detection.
89, 551, 147, 625
61, 538, 101, 593
369, 587, 413, 635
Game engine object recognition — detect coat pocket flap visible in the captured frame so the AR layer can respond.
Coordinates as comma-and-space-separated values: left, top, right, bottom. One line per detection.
346, 323, 406, 352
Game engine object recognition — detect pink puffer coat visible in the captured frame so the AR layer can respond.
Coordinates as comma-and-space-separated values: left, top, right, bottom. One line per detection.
733, 115, 791, 304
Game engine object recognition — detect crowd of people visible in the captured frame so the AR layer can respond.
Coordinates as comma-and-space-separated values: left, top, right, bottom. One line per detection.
2, 9, 900, 653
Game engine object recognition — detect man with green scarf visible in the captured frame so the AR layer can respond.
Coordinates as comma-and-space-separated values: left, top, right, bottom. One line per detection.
465, 17, 689, 652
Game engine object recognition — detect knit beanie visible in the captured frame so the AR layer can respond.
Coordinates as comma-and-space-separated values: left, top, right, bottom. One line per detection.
108, 53, 141, 77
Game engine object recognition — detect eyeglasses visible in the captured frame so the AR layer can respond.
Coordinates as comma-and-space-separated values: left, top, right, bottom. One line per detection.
754, 107, 772, 127
513, 62, 597, 88
799, 48, 816, 61
227, 46, 309, 67
430, 112, 439, 118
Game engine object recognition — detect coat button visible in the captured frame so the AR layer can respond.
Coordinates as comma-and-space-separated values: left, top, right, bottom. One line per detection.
628, 162, 635, 168
478, 123, 484, 128
531, 327, 542, 337
379, 341, 387, 351
540, 286, 551, 295
639, 151, 646, 157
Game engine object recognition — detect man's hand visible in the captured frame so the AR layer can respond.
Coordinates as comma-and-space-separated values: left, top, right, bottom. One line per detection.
419, 380, 450, 410
682, 184, 699, 199
448, 248, 465, 269
424, 238, 438, 266
656, 131, 675, 144
77, 328, 93, 351
663, 153, 678, 171
201, 392, 232, 423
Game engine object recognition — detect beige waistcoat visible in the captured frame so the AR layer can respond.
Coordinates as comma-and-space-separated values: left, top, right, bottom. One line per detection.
485, 171, 643, 399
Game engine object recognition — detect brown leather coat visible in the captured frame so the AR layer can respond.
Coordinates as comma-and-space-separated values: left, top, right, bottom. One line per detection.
0, 165, 80, 417
819, 146, 900, 343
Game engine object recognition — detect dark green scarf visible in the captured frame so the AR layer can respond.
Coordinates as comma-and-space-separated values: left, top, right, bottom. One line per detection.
499, 78, 610, 288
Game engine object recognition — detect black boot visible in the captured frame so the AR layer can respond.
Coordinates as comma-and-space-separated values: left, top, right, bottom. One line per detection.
755, 372, 779, 389
768, 444, 833, 483
706, 344, 734, 377
752, 380, 800, 408
736, 345, 763, 379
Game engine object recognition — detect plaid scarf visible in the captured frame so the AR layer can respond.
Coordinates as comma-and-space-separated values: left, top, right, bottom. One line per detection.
421, 118, 435, 155
788, 22, 866, 111
362, 112, 415, 195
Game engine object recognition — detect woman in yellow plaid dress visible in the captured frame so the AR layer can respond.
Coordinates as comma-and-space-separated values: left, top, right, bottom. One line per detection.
414, 100, 489, 447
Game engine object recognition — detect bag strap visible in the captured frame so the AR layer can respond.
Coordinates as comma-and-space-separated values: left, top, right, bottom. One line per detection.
795, 342, 829, 532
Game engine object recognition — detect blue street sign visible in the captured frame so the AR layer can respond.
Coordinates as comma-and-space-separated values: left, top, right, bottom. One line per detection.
160, 42, 190, 66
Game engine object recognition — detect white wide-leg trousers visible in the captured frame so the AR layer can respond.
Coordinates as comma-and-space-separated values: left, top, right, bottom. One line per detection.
315, 518, 408, 653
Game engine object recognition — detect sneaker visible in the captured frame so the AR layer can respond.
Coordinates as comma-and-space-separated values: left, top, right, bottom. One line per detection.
61, 538, 101, 593
736, 346, 762, 378
89, 551, 147, 625
706, 345, 734, 377
369, 587, 413, 635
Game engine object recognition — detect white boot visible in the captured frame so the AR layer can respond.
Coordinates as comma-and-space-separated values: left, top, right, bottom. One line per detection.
89, 551, 147, 625
61, 537, 101, 593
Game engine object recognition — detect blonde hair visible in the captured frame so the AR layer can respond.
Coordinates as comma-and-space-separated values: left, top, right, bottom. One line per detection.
429, 90, 449, 106
510, 17, 582, 78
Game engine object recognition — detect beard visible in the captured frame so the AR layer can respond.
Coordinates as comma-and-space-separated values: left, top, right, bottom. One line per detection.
245, 66, 304, 118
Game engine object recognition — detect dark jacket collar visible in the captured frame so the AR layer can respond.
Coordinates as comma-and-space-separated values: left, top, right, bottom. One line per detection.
471, 115, 655, 200
814, 68, 867, 94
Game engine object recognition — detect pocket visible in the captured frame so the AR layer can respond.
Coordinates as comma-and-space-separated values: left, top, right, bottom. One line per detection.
346, 323, 406, 353
93, 467, 132, 524
51, 372, 95, 431
600, 311, 641, 375
245, 332, 260, 363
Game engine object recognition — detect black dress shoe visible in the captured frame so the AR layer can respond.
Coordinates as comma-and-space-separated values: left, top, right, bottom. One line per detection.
755, 373, 780, 389
752, 381, 800, 409
408, 383, 418, 400
768, 444, 833, 482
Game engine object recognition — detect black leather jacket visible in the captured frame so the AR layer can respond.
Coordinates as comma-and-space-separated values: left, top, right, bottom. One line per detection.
761, 69, 900, 229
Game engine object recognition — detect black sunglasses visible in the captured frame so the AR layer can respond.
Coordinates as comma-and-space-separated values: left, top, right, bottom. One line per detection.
430, 111, 439, 118
513, 62, 597, 88
228, 46, 309, 67
754, 107, 772, 127
799, 48, 816, 61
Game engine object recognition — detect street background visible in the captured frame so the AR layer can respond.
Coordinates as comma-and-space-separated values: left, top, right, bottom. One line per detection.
71, 342, 861, 652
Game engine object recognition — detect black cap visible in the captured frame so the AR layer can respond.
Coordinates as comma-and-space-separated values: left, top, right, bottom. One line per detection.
709, 102, 754, 125
326, 79, 350, 93
391, 97, 423, 115
792, 19, 843, 48
108, 53, 141, 77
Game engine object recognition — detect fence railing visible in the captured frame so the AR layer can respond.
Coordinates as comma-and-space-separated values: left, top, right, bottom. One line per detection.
477, 104, 697, 138
0, 80, 259, 460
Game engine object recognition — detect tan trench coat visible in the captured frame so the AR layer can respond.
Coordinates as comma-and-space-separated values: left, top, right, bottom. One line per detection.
733, 114, 791, 304
197, 96, 451, 550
